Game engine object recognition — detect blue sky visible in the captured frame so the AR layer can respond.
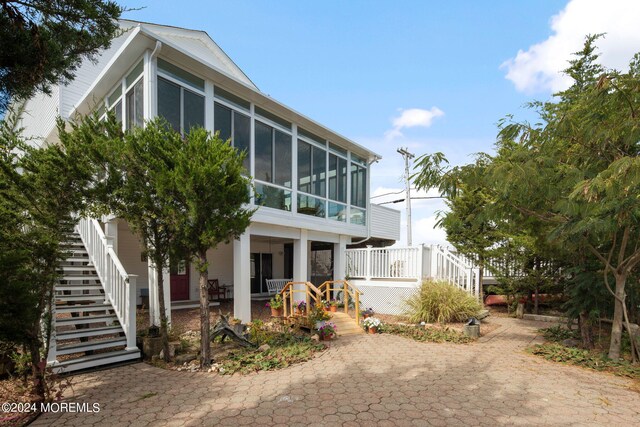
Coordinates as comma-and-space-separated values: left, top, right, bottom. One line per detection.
120, 0, 640, 246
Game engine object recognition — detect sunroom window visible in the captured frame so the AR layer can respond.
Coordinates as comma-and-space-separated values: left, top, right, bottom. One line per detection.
214, 102, 250, 172
158, 76, 204, 134
255, 120, 291, 187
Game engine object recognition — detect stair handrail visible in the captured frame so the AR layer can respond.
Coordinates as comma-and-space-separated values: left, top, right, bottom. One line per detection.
430, 245, 480, 299
76, 217, 137, 350
279, 281, 323, 318
318, 280, 363, 324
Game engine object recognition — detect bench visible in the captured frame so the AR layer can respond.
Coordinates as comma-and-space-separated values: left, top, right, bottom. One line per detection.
266, 279, 292, 295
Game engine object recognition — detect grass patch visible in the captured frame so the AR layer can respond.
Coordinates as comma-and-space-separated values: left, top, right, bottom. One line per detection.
219, 333, 325, 375
528, 343, 640, 380
403, 279, 482, 324
382, 324, 473, 344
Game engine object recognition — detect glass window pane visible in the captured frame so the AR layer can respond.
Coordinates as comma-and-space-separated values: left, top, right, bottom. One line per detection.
297, 194, 325, 218
350, 207, 366, 225
350, 163, 367, 208
328, 202, 346, 222
107, 85, 121, 107
255, 106, 291, 130
214, 86, 251, 111
158, 77, 180, 132
214, 102, 232, 142
338, 157, 347, 203
126, 78, 144, 130
298, 127, 325, 145
329, 142, 347, 156
183, 89, 205, 134
312, 146, 326, 197
329, 154, 346, 202
126, 60, 144, 88
255, 121, 273, 183
158, 58, 205, 91
113, 100, 122, 124
233, 112, 250, 172
255, 183, 291, 211
297, 140, 311, 193
274, 130, 291, 188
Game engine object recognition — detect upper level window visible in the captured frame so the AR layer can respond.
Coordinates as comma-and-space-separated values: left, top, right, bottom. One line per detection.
328, 153, 347, 203
158, 76, 204, 134
255, 120, 291, 187
351, 163, 367, 208
104, 60, 143, 130
298, 140, 326, 197
214, 102, 250, 172
158, 58, 204, 91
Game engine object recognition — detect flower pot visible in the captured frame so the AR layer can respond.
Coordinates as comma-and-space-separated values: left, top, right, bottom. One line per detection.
329, 306, 337, 312
363, 313, 371, 319
368, 326, 378, 334
319, 334, 333, 341
271, 307, 283, 317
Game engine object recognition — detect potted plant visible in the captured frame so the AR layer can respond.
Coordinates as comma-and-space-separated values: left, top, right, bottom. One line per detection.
295, 300, 307, 316
328, 299, 339, 312
266, 294, 284, 317
361, 307, 375, 319
363, 317, 382, 334
316, 321, 337, 340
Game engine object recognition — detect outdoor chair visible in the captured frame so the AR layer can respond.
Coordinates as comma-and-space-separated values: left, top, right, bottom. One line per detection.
208, 279, 226, 301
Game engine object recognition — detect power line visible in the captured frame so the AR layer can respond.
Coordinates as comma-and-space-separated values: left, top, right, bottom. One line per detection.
376, 196, 444, 205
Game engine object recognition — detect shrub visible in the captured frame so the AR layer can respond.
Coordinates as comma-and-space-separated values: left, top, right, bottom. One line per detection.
403, 279, 482, 324
382, 324, 473, 344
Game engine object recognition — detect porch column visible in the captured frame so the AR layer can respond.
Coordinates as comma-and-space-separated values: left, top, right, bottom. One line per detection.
104, 219, 119, 255
294, 230, 308, 283
234, 230, 251, 323
148, 262, 171, 326
333, 235, 348, 281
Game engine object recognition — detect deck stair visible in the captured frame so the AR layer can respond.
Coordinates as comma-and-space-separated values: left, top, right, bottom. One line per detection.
50, 229, 140, 373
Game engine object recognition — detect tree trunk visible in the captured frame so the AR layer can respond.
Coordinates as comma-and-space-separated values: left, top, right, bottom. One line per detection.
28, 338, 45, 401
478, 265, 485, 302
198, 250, 211, 368
534, 285, 539, 315
608, 274, 626, 360
578, 311, 594, 349
156, 263, 170, 362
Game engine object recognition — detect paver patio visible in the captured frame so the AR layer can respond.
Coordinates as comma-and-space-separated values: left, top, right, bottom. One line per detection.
32, 317, 640, 426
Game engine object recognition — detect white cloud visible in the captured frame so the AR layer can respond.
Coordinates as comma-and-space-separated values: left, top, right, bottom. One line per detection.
502, 0, 640, 93
384, 107, 444, 139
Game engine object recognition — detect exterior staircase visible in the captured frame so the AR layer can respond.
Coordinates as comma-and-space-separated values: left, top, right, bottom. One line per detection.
50, 227, 140, 373
330, 312, 364, 336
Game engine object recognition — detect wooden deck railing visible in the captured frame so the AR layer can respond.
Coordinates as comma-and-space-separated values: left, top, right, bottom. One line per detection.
279, 281, 323, 318
318, 280, 363, 324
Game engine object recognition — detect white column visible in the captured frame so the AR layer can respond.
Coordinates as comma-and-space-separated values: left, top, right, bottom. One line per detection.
333, 235, 348, 281
162, 267, 171, 326
104, 219, 118, 255
294, 230, 308, 283
234, 230, 251, 323
148, 260, 160, 326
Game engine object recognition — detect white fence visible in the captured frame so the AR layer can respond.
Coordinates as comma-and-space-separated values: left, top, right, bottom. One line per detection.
345, 245, 480, 314
77, 218, 137, 350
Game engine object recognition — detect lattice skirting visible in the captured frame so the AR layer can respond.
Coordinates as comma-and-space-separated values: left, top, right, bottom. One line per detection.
357, 283, 419, 316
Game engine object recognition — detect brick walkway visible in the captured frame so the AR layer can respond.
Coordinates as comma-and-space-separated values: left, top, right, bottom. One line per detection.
32, 317, 640, 426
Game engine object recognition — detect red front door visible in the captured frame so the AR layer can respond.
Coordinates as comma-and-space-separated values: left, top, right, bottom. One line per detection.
170, 260, 190, 301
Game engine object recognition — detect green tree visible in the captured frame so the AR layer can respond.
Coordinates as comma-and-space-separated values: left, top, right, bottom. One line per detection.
491, 36, 640, 361
170, 129, 253, 368
0, 0, 123, 111
0, 109, 93, 399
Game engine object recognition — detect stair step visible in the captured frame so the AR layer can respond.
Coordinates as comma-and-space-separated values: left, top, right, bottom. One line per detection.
52, 349, 140, 373
62, 242, 86, 248
59, 275, 100, 282
64, 257, 91, 263
56, 284, 103, 291
59, 265, 96, 272
56, 294, 107, 303
57, 325, 123, 340
56, 314, 117, 327
56, 303, 112, 314
56, 337, 126, 355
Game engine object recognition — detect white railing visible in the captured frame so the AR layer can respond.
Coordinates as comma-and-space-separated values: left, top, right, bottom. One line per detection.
346, 246, 422, 280
77, 218, 137, 350
429, 245, 480, 298
346, 244, 480, 298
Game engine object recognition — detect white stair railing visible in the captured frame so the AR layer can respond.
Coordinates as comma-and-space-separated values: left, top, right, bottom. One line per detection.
429, 245, 480, 298
77, 218, 137, 350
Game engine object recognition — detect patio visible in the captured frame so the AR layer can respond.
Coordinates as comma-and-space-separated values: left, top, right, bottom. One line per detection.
34, 317, 640, 426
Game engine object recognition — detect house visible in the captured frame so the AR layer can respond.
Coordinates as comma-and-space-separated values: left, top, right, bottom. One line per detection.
17, 20, 400, 371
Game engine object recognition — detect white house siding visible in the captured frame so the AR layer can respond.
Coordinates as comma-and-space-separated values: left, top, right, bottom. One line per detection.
18, 86, 60, 147
59, 27, 134, 118
370, 204, 401, 241
117, 221, 149, 304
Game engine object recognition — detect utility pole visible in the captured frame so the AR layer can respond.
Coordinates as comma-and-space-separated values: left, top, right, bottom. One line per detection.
397, 147, 415, 246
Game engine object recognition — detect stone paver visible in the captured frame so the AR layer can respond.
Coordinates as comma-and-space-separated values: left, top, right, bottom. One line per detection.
31, 318, 640, 426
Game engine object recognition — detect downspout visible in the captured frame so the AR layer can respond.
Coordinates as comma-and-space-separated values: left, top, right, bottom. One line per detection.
349, 155, 381, 245
150, 40, 162, 60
